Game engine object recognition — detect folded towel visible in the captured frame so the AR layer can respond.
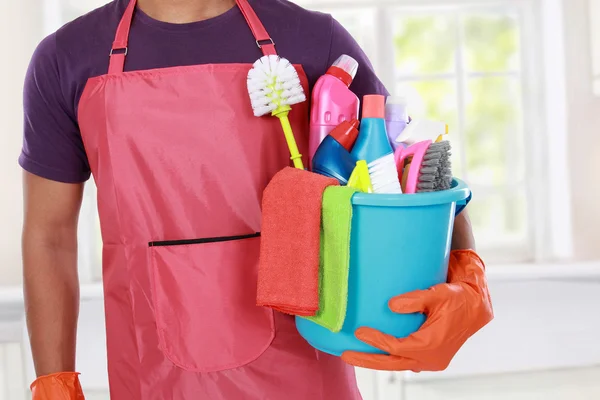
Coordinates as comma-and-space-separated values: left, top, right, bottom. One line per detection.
257, 167, 339, 316
303, 186, 357, 332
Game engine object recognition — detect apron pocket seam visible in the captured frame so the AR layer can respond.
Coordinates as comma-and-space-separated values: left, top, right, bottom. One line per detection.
149, 236, 275, 373
148, 232, 261, 247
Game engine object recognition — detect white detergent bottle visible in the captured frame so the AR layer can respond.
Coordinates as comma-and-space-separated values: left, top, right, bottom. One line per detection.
351, 95, 402, 194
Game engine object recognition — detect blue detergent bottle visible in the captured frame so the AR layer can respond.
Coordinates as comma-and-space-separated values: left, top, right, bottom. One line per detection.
311, 119, 360, 185
351, 95, 402, 193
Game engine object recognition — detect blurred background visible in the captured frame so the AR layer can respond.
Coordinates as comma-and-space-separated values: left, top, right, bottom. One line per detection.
1, 0, 599, 399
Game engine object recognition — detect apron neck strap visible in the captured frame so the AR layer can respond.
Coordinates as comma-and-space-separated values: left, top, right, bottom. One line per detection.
236, 0, 277, 56
108, 0, 277, 74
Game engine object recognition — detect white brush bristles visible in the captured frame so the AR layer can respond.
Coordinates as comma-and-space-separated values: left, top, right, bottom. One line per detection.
247, 55, 307, 117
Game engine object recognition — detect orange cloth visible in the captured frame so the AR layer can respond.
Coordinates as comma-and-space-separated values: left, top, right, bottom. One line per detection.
257, 167, 339, 316
342, 250, 493, 372
31, 372, 85, 400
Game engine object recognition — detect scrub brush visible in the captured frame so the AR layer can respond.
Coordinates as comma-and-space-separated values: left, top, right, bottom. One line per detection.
247, 55, 307, 169
394, 140, 453, 193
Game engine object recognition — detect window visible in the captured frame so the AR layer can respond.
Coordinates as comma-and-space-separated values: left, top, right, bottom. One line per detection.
43, 0, 108, 34
47, 0, 563, 271
305, 0, 548, 263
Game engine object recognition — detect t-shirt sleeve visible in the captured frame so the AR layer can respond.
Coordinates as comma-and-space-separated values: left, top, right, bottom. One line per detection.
327, 18, 390, 100
19, 34, 91, 183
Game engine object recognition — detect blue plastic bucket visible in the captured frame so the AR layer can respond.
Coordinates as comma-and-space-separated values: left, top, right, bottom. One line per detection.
295, 178, 471, 356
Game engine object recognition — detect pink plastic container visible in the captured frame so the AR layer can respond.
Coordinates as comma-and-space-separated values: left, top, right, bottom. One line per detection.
309, 55, 360, 168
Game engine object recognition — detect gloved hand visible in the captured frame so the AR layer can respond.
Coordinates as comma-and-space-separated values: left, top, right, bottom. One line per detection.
31, 372, 85, 400
342, 250, 493, 372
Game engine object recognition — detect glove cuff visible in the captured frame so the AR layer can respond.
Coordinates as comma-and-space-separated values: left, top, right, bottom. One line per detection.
30, 372, 85, 400
450, 249, 485, 269
448, 249, 487, 285
31, 372, 80, 390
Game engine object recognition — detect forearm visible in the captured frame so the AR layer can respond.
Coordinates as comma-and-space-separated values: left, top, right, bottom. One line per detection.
451, 209, 476, 251
23, 227, 80, 376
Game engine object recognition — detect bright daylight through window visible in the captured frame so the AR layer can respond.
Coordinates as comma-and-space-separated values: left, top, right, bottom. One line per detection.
307, 3, 531, 262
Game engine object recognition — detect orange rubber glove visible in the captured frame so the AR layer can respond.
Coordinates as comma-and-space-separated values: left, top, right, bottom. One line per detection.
31, 372, 85, 400
342, 250, 493, 372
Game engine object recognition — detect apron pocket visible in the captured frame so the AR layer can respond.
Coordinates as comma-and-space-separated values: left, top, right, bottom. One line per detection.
149, 232, 275, 372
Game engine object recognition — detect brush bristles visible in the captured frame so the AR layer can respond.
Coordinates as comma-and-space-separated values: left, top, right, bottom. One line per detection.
247, 55, 307, 117
416, 141, 453, 192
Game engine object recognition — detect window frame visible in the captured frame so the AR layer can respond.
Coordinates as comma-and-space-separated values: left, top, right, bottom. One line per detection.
301, 0, 573, 264
590, 0, 600, 96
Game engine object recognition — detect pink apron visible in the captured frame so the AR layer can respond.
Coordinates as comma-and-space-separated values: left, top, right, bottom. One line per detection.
77, 0, 362, 398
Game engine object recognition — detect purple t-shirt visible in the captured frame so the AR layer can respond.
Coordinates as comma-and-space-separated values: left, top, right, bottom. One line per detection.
20, 0, 388, 183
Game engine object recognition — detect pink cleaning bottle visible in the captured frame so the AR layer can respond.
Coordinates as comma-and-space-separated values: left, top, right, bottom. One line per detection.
309, 54, 360, 168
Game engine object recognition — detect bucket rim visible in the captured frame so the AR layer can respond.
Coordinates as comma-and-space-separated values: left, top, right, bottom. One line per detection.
351, 178, 470, 207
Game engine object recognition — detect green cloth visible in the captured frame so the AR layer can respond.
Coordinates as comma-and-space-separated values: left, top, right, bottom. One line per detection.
303, 186, 357, 332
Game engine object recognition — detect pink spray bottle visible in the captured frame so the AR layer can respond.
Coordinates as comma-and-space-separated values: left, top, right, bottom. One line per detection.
309, 55, 360, 168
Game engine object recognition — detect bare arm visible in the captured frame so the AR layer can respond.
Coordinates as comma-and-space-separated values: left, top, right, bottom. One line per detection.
22, 171, 84, 376
451, 209, 476, 251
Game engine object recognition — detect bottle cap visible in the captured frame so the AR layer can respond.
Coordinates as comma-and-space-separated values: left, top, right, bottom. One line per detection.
362, 95, 385, 119
327, 55, 359, 87
386, 96, 408, 106
385, 96, 409, 122
329, 119, 360, 151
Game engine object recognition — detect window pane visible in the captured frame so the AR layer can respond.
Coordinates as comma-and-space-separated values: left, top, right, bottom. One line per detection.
317, 8, 377, 63
396, 80, 463, 174
468, 189, 529, 249
465, 76, 523, 186
396, 80, 458, 127
66, 0, 106, 11
60, 0, 107, 23
463, 13, 520, 72
394, 14, 457, 75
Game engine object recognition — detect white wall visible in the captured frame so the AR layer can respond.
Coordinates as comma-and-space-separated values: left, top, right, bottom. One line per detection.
563, 0, 600, 260
0, 1, 43, 286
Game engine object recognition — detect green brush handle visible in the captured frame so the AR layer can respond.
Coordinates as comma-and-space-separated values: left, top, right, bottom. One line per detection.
273, 105, 304, 170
